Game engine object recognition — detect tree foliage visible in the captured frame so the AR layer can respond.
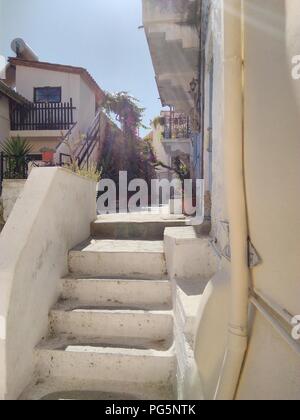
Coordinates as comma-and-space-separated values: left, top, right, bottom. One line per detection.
102, 91, 146, 135
101, 92, 155, 185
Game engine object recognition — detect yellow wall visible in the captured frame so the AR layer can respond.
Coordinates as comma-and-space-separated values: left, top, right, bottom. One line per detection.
193, 0, 300, 400
236, 0, 300, 399
243, 0, 300, 316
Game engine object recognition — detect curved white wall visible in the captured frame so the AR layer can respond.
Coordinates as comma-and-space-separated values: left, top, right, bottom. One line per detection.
236, 0, 300, 399
0, 167, 96, 400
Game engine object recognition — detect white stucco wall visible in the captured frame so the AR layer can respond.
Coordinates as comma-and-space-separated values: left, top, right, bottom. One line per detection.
79, 77, 96, 134
1, 179, 26, 222
15, 65, 97, 135
207, 1, 228, 251
151, 123, 172, 181
16, 66, 80, 107
0, 96, 10, 144
0, 167, 96, 400
152, 124, 169, 165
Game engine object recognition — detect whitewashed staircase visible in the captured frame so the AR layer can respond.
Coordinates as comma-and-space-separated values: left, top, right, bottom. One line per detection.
20, 215, 186, 400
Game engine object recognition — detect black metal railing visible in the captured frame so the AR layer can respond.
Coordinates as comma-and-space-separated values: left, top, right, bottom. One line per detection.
77, 111, 101, 168
59, 153, 72, 166
162, 111, 190, 140
0, 153, 41, 194
10, 99, 76, 131
60, 111, 101, 170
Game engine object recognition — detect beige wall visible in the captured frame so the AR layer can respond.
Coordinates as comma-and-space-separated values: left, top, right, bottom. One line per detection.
26, 137, 60, 154
236, 0, 300, 399
193, 0, 300, 400
15, 65, 96, 135
243, 0, 300, 317
79, 77, 96, 134
0, 96, 9, 144
16, 65, 80, 105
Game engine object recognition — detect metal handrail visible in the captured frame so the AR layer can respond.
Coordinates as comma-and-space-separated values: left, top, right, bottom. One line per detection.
57, 111, 101, 170
55, 121, 78, 151
76, 111, 101, 168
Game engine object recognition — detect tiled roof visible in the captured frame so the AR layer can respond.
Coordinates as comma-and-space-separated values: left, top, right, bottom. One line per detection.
8, 58, 105, 104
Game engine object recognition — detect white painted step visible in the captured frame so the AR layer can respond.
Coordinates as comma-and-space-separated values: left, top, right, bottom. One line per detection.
35, 336, 175, 385
68, 239, 167, 279
62, 277, 172, 308
50, 301, 173, 341
20, 377, 176, 400
91, 213, 187, 240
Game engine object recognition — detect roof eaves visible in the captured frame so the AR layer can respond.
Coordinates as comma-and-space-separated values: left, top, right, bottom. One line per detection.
0, 80, 31, 105
8, 58, 105, 105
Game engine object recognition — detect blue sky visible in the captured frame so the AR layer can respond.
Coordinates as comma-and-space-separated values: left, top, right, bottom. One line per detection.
0, 0, 160, 135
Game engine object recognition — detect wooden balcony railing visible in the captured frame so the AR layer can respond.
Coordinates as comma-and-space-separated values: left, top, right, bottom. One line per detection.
10, 99, 76, 131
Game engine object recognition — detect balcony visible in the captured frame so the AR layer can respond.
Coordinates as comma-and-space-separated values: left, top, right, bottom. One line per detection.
162, 111, 191, 140
161, 111, 192, 157
10, 99, 76, 132
143, 0, 200, 113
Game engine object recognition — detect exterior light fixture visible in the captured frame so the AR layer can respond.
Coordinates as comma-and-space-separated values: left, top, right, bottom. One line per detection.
189, 78, 198, 92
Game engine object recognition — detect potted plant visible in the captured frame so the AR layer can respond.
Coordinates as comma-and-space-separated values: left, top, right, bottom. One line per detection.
40, 147, 55, 163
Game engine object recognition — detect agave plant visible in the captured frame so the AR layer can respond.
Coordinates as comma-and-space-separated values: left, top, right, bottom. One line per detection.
1, 136, 32, 157
0, 136, 32, 179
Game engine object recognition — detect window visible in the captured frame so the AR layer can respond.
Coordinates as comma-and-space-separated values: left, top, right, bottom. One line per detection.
34, 87, 62, 103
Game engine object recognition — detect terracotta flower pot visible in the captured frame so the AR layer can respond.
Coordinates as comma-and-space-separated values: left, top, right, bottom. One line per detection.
42, 151, 54, 163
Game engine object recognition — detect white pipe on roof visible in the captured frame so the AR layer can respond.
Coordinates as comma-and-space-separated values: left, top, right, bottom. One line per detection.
11, 38, 39, 62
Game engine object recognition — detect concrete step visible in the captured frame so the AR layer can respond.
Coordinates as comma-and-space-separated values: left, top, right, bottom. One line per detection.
40, 333, 173, 351
50, 301, 173, 341
91, 214, 187, 240
68, 239, 167, 279
20, 377, 176, 400
62, 277, 172, 308
35, 336, 175, 385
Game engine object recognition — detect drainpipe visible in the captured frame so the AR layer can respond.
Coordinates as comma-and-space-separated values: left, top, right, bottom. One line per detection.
214, 0, 249, 400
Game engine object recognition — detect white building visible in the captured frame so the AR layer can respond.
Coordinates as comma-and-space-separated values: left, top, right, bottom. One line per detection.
151, 111, 193, 181
2, 39, 106, 166
0, 79, 29, 146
